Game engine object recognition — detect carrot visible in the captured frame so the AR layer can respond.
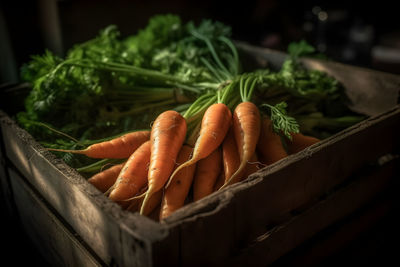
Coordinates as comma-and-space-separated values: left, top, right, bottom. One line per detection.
125, 185, 149, 212
108, 140, 151, 208
222, 126, 240, 182
221, 101, 261, 189
166, 103, 231, 188
159, 145, 196, 220
257, 116, 288, 165
192, 147, 222, 201
287, 132, 320, 154
141, 189, 164, 217
87, 162, 125, 193
213, 172, 225, 192
47, 130, 150, 159
244, 153, 261, 178
140, 110, 187, 215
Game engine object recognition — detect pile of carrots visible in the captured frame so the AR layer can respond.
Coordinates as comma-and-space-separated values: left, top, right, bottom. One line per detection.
49, 100, 320, 221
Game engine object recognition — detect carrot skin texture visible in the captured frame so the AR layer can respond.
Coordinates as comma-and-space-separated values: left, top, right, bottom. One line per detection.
88, 163, 125, 193
108, 141, 151, 208
287, 133, 320, 154
140, 110, 187, 215
222, 126, 240, 183
48, 130, 150, 159
222, 101, 261, 188
213, 172, 225, 192
257, 116, 288, 165
167, 103, 231, 187
159, 145, 196, 220
193, 147, 222, 201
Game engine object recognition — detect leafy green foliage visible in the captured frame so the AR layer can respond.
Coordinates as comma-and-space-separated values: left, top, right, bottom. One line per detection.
287, 40, 315, 58
16, 15, 364, 169
261, 102, 299, 139
18, 15, 234, 144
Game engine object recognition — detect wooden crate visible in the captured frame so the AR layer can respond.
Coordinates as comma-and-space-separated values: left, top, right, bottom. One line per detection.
1, 44, 399, 266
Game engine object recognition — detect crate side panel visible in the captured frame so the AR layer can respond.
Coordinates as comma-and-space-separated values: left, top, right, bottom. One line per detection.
0, 113, 161, 267
166, 191, 236, 267
8, 168, 102, 267
229, 157, 397, 266
151, 225, 180, 267
231, 107, 400, 246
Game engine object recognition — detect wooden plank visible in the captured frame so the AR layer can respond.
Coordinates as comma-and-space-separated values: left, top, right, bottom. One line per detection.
151, 224, 180, 267
274, 186, 397, 266
237, 42, 400, 116
0, 111, 169, 267
169, 191, 236, 267
230, 106, 400, 247
228, 156, 397, 266
8, 168, 102, 266
0, 121, 15, 216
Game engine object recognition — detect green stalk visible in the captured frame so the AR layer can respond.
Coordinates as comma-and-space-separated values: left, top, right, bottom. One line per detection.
218, 36, 239, 76
116, 99, 177, 117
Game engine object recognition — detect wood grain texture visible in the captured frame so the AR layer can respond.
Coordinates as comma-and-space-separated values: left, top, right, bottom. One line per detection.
8, 168, 102, 266
0, 111, 171, 266
227, 156, 398, 266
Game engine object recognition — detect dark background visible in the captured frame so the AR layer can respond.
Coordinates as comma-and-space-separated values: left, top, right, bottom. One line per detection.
1, 0, 400, 85
1, 0, 399, 265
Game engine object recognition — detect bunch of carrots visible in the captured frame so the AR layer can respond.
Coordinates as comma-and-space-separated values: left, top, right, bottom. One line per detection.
48, 73, 320, 221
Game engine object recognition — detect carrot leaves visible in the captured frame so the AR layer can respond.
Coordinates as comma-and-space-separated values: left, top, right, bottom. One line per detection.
16, 14, 364, 170
261, 102, 299, 139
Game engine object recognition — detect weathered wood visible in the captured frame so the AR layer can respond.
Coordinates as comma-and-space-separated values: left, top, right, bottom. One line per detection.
165, 106, 400, 262
0, 111, 171, 266
230, 106, 400, 246
228, 155, 398, 266
164, 191, 236, 267
0, 122, 15, 216
236, 42, 400, 116
8, 168, 102, 266
275, 186, 397, 266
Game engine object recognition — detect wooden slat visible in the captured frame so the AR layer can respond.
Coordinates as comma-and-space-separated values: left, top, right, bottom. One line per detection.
230, 106, 400, 247
8, 168, 102, 266
0, 111, 170, 267
274, 186, 397, 266
228, 156, 398, 266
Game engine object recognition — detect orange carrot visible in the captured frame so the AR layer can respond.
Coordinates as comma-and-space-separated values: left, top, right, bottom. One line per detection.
125, 185, 148, 212
159, 145, 196, 220
141, 189, 164, 217
193, 147, 222, 201
88, 162, 125, 193
140, 110, 187, 215
222, 126, 240, 183
108, 141, 151, 208
166, 103, 231, 188
244, 153, 261, 178
257, 116, 288, 165
287, 132, 320, 154
221, 101, 261, 188
213, 172, 225, 192
47, 130, 150, 159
